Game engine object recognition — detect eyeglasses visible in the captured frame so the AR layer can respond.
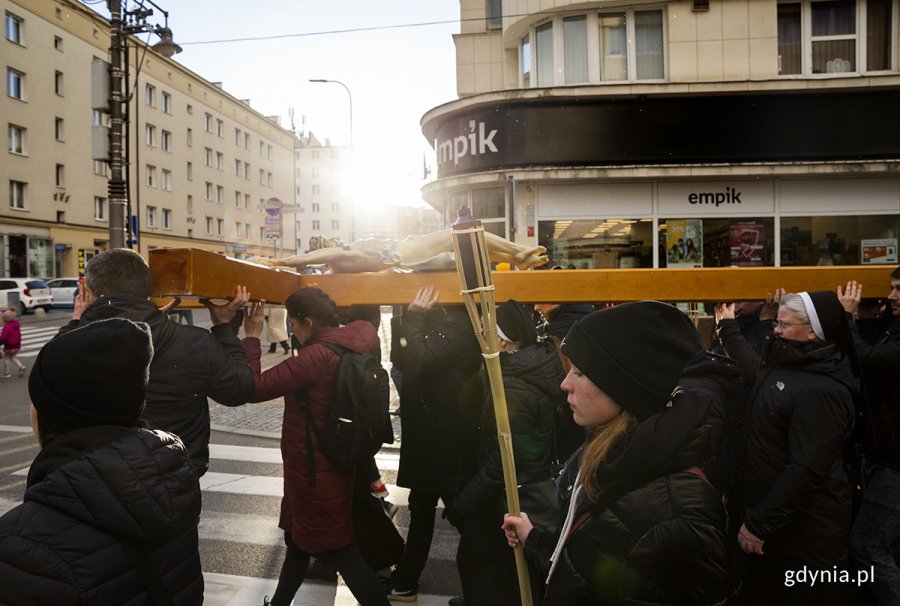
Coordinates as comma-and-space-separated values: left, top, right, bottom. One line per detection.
773, 320, 811, 330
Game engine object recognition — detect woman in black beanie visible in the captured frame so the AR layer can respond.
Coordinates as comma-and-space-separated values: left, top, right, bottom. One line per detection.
717, 291, 858, 606
503, 301, 730, 605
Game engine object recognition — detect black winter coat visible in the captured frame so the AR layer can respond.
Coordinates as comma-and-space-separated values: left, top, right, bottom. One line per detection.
61, 295, 255, 475
851, 315, 900, 470
0, 426, 202, 605
524, 390, 731, 606
719, 320, 857, 566
454, 342, 565, 516
391, 306, 483, 495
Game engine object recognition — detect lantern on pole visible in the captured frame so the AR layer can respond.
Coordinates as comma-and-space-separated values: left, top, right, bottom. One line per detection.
450, 208, 533, 606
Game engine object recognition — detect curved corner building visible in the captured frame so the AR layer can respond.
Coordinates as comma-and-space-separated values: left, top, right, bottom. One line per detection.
421, 1, 900, 270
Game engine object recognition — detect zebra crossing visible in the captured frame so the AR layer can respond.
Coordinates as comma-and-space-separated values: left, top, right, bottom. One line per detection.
11, 325, 61, 359
0, 430, 460, 606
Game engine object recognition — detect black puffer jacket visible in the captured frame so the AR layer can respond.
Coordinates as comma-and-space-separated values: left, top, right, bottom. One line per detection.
524, 390, 731, 606
391, 306, 483, 494
719, 320, 857, 566
850, 315, 900, 470
0, 426, 202, 605
453, 341, 565, 516
61, 295, 255, 475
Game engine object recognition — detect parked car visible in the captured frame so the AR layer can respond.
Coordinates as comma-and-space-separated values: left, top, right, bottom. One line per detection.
45, 277, 80, 307
0, 278, 53, 315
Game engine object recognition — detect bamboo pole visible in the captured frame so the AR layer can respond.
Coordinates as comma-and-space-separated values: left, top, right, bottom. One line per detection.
450, 219, 533, 606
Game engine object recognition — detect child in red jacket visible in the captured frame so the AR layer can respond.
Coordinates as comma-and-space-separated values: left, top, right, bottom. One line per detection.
0, 308, 25, 378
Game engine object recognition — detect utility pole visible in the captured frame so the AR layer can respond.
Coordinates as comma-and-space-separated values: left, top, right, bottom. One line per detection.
107, 0, 127, 249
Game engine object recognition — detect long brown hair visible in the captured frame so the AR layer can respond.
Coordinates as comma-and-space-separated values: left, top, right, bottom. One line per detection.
580, 410, 638, 501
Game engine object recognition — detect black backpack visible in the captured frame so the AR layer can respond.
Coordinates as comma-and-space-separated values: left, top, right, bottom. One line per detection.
300, 341, 393, 484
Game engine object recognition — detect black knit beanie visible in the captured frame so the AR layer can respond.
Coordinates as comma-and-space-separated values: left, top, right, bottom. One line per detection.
29, 318, 153, 425
560, 301, 698, 421
496, 300, 538, 347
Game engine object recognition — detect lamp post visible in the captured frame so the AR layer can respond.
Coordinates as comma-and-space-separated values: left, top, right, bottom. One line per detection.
106, 0, 181, 249
308, 78, 353, 146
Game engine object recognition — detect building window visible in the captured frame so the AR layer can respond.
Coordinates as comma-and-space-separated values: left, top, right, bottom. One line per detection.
259, 168, 265, 184
5, 12, 23, 44
781, 214, 900, 266
778, 0, 893, 75
216, 185, 224, 203
216, 152, 224, 170
312, 202, 320, 212
186, 128, 193, 147
6, 67, 24, 99
146, 165, 157, 187
53, 35, 62, 50
267, 172, 273, 187
521, 9, 664, 86
539, 218, 655, 269
331, 220, 340, 230
162, 208, 171, 229
312, 184, 320, 195
146, 206, 156, 227
244, 162, 250, 179
235, 221, 241, 238
312, 220, 320, 230
245, 224, 251, 239
162, 91, 171, 113
9, 180, 25, 209
162, 169, 171, 191
204, 147, 213, 166
8, 123, 25, 154
217, 218, 224, 236
145, 83, 155, 107
161, 129, 171, 151
267, 144, 272, 160
54, 70, 63, 96
187, 195, 193, 214
93, 160, 107, 176
186, 103, 193, 114
205, 216, 213, 234
486, 0, 502, 30
312, 150, 319, 159
204, 112, 213, 132
93, 110, 104, 126
244, 132, 250, 149
311, 167, 319, 177
94, 196, 105, 220
54, 117, 64, 141
332, 202, 340, 212
235, 128, 241, 145
244, 193, 250, 209
145, 124, 156, 146
235, 191, 241, 207
55, 163, 64, 187
186, 161, 193, 181
234, 158, 241, 175
205, 182, 213, 200
259, 141, 265, 157
216, 119, 224, 137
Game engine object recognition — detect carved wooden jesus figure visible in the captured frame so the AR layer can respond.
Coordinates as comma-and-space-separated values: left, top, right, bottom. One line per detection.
261, 229, 549, 273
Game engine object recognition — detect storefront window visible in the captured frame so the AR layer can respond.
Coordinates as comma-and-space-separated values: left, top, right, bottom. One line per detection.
538, 218, 653, 269
28, 238, 54, 278
659, 218, 775, 268
781, 215, 900, 266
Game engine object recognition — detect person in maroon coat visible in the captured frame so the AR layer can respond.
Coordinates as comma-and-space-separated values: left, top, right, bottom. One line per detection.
241, 287, 389, 606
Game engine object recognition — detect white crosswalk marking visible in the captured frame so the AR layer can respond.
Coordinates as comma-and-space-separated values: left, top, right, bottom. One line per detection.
14, 326, 61, 358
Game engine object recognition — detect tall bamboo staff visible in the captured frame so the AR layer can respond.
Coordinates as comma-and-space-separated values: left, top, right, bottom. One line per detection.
451, 210, 533, 606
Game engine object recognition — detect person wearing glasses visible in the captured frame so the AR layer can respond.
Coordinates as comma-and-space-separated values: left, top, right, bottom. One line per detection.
716, 292, 858, 606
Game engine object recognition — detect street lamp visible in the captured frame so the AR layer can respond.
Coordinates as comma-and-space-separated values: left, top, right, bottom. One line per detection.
309, 79, 353, 146
106, 0, 181, 249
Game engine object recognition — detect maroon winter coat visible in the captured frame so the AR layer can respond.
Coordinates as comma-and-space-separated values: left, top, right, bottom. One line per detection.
241, 319, 378, 553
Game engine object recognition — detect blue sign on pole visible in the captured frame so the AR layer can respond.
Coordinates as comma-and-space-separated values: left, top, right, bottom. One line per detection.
130, 215, 139, 245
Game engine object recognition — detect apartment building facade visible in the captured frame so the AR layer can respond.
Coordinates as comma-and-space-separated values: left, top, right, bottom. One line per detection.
421, 0, 900, 270
2, 0, 296, 279
293, 134, 353, 252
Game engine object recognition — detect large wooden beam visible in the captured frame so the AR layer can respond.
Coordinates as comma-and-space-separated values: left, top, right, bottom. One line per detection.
150, 248, 894, 306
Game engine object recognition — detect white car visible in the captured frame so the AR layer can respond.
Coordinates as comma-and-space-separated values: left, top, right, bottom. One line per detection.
0, 278, 53, 315
45, 277, 81, 307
